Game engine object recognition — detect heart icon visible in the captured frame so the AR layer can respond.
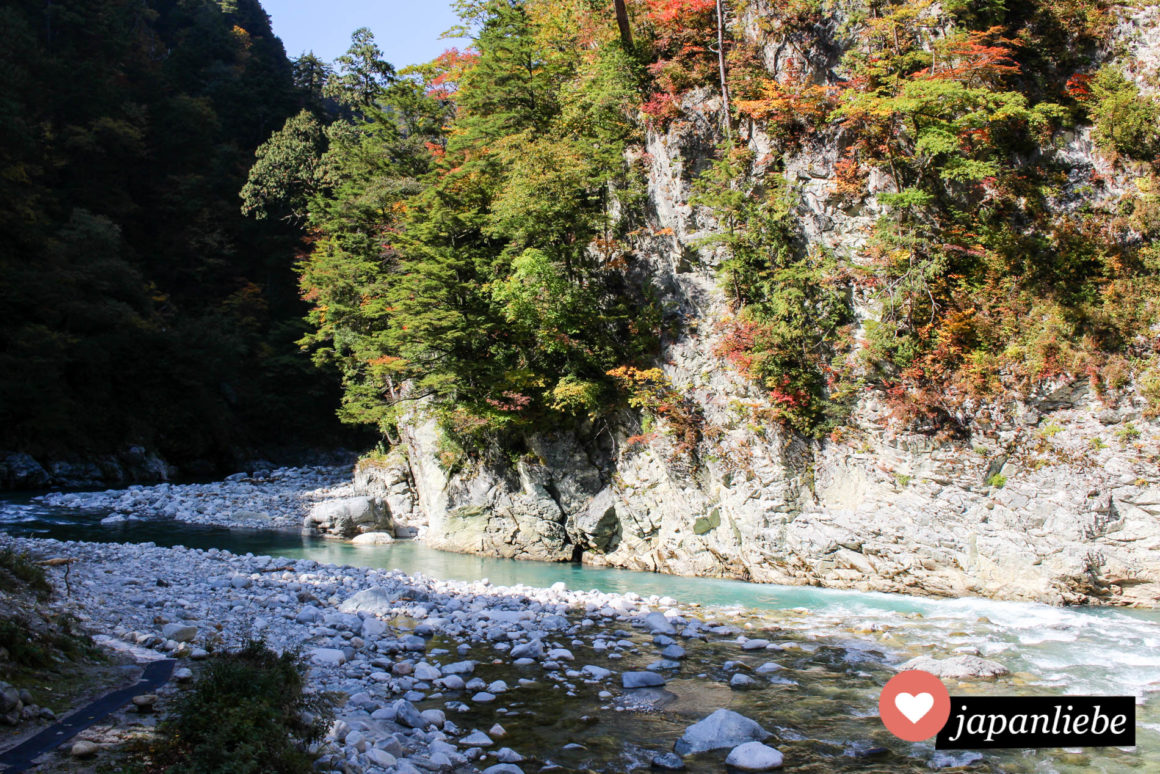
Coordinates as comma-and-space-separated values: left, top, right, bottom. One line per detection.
894, 691, 934, 724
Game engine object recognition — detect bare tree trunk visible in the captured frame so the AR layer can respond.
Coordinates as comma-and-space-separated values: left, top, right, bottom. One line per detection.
613, 0, 633, 50
716, 0, 732, 138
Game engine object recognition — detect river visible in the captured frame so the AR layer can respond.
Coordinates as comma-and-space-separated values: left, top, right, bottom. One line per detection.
4, 490, 1160, 772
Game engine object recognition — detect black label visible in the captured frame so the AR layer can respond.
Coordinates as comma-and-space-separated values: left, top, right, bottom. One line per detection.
936, 696, 1136, 749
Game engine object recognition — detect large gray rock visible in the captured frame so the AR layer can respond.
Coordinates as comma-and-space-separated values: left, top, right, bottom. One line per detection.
308, 648, 346, 667
391, 699, 426, 729
0, 453, 50, 489
623, 671, 666, 688
644, 612, 676, 635
304, 496, 390, 538
338, 587, 399, 616
161, 623, 197, 643
351, 531, 394, 545
899, 655, 1009, 680
571, 488, 621, 553
674, 709, 771, 755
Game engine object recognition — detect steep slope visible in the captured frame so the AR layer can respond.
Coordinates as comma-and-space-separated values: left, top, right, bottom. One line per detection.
321, 0, 1160, 605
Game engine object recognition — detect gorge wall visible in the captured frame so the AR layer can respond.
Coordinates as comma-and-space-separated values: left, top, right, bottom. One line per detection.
355, 1, 1160, 607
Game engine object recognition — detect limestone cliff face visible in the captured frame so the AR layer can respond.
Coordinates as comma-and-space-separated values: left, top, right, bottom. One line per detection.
357, 4, 1160, 607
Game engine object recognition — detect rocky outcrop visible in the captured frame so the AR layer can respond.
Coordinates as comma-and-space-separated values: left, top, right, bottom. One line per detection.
352, 5, 1160, 607
303, 496, 393, 539
0, 447, 170, 490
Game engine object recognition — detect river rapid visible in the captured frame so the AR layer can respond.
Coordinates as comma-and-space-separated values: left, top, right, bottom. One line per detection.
3, 472, 1160, 773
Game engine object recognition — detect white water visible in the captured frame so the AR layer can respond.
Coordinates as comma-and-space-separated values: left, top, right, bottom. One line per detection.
4, 491, 1160, 770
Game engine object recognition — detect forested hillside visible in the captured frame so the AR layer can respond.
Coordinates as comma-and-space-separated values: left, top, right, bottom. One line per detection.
266, 0, 1160, 456
254, 0, 1160, 602
0, 0, 354, 478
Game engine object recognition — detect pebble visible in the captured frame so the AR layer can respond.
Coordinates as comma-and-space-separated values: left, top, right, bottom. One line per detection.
131, 694, 157, 712
460, 730, 494, 747
71, 740, 99, 758
725, 741, 784, 770
651, 752, 686, 770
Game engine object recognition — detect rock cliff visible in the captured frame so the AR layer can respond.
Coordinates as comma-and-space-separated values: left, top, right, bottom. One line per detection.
354, 2, 1160, 607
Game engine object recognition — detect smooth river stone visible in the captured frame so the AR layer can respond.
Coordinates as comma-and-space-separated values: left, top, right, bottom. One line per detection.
622, 671, 666, 688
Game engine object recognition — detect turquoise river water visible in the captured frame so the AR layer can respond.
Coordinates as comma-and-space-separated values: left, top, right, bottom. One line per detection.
4, 492, 1160, 772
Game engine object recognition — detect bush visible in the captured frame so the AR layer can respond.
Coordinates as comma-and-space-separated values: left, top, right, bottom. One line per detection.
0, 614, 93, 671
0, 548, 50, 595
146, 641, 334, 774
1090, 66, 1160, 161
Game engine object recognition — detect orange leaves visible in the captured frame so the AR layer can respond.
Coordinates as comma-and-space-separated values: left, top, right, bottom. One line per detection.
644, 0, 716, 28
713, 317, 763, 376
426, 48, 478, 101
918, 28, 1020, 87
1065, 72, 1094, 101
640, 0, 720, 124
736, 76, 835, 141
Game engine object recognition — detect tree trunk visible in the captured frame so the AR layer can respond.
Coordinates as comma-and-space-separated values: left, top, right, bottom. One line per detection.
716, 0, 732, 138
613, 0, 633, 50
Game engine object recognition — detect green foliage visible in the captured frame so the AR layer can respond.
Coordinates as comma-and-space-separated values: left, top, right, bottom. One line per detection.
240, 110, 330, 223
825, 0, 1160, 433
146, 641, 333, 774
986, 472, 1007, 488
1116, 423, 1140, 441
0, 549, 50, 595
0, 615, 93, 670
0, 0, 352, 466
692, 143, 854, 435
323, 27, 396, 109
292, 0, 663, 452
1089, 66, 1160, 161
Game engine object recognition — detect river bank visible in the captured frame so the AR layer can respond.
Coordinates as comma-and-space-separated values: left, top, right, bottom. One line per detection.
1, 531, 1157, 774
5, 469, 1160, 771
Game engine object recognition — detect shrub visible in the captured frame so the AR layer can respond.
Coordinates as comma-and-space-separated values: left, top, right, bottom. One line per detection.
146, 641, 334, 774
0, 614, 93, 671
0, 548, 50, 595
985, 472, 1007, 488
1089, 66, 1160, 161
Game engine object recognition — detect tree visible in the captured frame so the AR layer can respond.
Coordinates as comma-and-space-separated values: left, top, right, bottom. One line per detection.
324, 28, 396, 110
292, 53, 332, 113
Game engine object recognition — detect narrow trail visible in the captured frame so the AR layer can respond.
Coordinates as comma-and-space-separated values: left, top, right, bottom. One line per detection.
0, 659, 175, 773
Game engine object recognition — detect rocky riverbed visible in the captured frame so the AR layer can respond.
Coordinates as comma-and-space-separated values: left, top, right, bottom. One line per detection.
34, 466, 352, 531
2, 529, 1157, 774
7, 469, 1160, 771
0, 533, 971, 773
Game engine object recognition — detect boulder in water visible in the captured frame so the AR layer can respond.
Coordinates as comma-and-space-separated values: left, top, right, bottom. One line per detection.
674, 708, 770, 755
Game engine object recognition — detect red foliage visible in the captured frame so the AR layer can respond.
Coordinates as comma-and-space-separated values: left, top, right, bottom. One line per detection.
916, 28, 1020, 86
640, 0, 719, 124
624, 432, 658, 450
641, 91, 681, 122
485, 391, 532, 412
1065, 72, 1094, 100
714, 317, 762, 375
427, 48, 479, 100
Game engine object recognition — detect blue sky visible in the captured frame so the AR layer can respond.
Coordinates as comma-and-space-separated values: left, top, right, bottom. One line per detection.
261, 0, 468, 68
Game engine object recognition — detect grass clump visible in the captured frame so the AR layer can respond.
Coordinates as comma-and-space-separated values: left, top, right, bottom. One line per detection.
0, 548, 50, 595
143, 641, 334, 774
